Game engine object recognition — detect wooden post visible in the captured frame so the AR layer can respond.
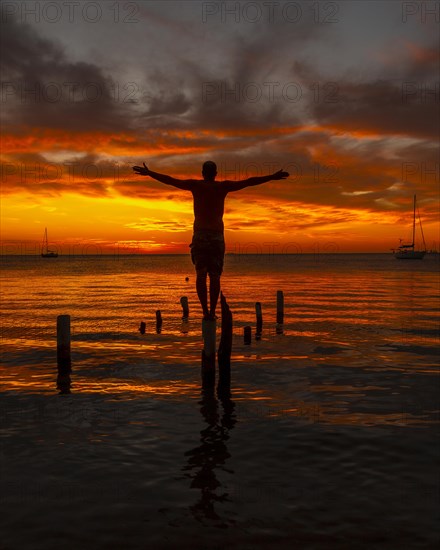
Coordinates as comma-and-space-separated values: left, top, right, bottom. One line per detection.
276, 290, 284, 334
255, 301, 262, 340
201, 318, 216, 387
276, 290, 284, 324
244, 325, 251, 345
139, 321, 146, 335
180, 296, 189, 319
218, 292, 232, 394
156, 310, 162, 333
57, 315, 71, 369
57, 315, 71, 394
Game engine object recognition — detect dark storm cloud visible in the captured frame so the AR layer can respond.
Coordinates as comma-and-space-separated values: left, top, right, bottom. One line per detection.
293, 40, 440, 140
145, 92, 192, 117
4, 5, 436, 140
311, 79, 438, 139
134, 0, 334, 132
0, 16, 133, 132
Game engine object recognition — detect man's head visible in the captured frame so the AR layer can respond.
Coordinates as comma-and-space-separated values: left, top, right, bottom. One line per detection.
202, 161, 217, 181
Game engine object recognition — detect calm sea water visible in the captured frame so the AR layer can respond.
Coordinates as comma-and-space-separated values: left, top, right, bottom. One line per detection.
1, 253, 439, 549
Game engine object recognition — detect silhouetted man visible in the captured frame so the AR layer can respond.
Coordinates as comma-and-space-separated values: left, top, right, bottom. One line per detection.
133, 161, 289, 319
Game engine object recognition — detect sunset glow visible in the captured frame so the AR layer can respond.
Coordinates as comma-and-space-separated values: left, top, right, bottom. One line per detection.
1, 1, 438, 254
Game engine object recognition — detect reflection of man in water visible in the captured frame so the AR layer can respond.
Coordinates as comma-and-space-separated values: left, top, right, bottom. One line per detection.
133, 161, 289, 319
182, 385, 237, 524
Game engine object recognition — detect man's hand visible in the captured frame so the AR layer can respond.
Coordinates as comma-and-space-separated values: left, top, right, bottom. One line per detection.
272, 169, 289, 180
133, 162, 150, 176
131, 163, 195, 191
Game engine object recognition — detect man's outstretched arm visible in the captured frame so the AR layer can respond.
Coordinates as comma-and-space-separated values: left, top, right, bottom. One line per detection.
133, 163, 195, 191
223, 169, 289, 192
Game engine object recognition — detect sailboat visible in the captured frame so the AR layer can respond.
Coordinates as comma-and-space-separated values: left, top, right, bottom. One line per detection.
393, 195, 426, 260
41, 228, 58, 258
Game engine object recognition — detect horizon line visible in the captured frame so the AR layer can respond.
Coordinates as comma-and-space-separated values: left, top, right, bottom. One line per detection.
2, 252, 438, 257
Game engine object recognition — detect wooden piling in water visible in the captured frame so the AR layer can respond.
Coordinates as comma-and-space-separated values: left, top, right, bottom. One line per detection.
156, 310, 162, 333
244, 325, 252, 345
57, 315, 71, 394
57, 315, 71, 369
218, 292, 232, 392
255, 301, 262, 340
276, 290, 284, 324
180, 296, 189, 319
276, 290, 284, 333
139, 321, 146, 335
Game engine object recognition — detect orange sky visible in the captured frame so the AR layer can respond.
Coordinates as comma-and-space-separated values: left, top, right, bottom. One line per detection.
1, 3, 439, 254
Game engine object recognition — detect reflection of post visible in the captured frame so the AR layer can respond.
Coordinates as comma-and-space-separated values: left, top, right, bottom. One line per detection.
201, 319, 216, 388
57, 315, 72, 394
218, 292, 232, 394
56, 366, 72, 394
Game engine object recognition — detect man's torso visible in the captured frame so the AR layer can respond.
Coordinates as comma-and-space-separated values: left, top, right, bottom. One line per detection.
191, 182, 228, 232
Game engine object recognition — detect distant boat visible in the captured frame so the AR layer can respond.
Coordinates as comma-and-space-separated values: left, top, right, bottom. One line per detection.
392, 195, 426, 260
41, 228, 58, 258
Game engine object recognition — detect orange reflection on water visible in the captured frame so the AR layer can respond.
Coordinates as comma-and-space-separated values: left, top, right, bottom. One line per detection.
1, 254, 438, 429
1, 371, 201, 399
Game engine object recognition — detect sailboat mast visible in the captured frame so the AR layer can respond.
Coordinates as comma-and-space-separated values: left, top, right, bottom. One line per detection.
412, 195, 416, 247
417, 203, 427, 251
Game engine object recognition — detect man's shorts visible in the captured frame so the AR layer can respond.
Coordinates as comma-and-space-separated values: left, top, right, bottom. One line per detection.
190, 230, 225, 276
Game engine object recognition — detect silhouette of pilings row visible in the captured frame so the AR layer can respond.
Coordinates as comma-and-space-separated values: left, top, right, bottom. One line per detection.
55, 290, 284, 394
138, 289, 284, 340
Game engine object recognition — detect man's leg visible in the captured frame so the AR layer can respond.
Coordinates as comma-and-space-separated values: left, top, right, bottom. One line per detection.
209, 273, 221, 318
196, 267, 209, 318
